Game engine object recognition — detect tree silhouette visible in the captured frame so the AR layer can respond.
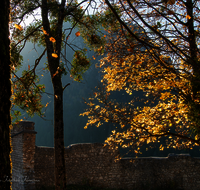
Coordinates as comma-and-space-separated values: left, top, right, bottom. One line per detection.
0, 0, 12, 189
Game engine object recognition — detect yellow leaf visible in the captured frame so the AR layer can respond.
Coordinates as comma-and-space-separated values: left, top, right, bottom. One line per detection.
14, 24, 23, 31
52, 53, 58, 58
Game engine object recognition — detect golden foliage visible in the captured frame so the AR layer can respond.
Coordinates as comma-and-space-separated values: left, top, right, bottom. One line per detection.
52, 53, 58, 58
14, 24, 23, 31
80, 0, 200, 155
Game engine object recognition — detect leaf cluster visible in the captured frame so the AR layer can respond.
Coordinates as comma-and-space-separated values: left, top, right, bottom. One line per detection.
11, 70, 45, 120
80, 0, 200, 156
10, 0, 99, 122
71, 49, 90, 82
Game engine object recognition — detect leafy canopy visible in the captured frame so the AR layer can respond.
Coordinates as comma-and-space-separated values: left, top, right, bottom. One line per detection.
80, 0, 200, 156
10, 0, 96, 123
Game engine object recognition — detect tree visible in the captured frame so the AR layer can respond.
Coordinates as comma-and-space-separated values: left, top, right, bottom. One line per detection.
0, 0, 12, 189
80, 0, 200, 156
10, 0, 97, 189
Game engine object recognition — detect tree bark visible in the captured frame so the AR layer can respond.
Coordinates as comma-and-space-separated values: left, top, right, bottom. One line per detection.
53, 75, 66, 190
41, 0, 67, 189
0, 0, 12, 189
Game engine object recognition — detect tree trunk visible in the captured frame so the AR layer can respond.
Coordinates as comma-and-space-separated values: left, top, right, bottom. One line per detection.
41, 0, 67, 189
53, 76, 66, 190
0, 0, 12, 189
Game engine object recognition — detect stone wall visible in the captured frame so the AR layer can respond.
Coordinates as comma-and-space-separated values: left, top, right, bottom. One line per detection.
35, 144, 200, 190
11, 121, 200, 190
34, 143, 118, 189
11, 121, 37, 190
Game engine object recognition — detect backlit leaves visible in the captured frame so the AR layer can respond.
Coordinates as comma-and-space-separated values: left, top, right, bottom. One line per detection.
14, 24, 23, 31
52, 53, 58, 58
11, 70, 45, 118
49, 37, 56, 43
186, 15, 191, 20
10, 0, 93, 124
80, 0, 200, 156
42, 29, 49, 36
70, 50, 90, 82
75, 31, 81, 37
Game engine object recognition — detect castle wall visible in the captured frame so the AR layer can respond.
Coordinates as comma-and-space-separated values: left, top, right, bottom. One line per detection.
11, 121, 200, 190
34, 144, 200, 190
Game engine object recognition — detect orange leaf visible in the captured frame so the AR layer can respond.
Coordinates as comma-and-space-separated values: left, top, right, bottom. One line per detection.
43, 30, 49, 36
53, 70, 59, 78
52, 53, 58, 58
186, 15, 191, 19
135, 61, 142, 65
28, 65, 30, 70
14, 24, 23, 31
49, 37, 56, 43
75, 31, 81, 37
127, 48, 133, 52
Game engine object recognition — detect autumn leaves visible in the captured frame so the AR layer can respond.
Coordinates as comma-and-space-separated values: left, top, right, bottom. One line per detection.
78, 0, 200, 156
75, 31, 81, 37
41, 28, 58, 58
14, 24, 81, 59
14, 24, 23, 31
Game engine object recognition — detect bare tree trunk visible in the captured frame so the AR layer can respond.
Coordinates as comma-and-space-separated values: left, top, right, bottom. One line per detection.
42, 0, 67, 189
0, 0, 12, 189
53, 77, 66, 190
